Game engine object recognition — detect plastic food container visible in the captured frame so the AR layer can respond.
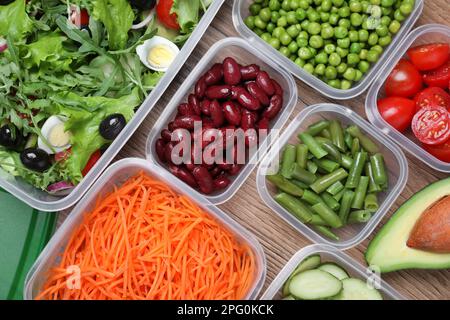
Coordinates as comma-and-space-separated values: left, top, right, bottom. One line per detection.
260, 244, 404, 300
24, 158, 266, 300
232, 0, 424, 100
366, 24, 450, 172
146, 37, 297, 205
0, 0, 225, 212
256, 104, 408, 250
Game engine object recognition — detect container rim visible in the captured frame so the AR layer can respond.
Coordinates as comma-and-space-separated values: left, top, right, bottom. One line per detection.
232, 0, 424, 100
256, 103, 408, 250
0, 0, 226, 212
366, 23, 450, 172
260, 244, 406, 300
24, 157, 267, 300
145, 36, 298, 205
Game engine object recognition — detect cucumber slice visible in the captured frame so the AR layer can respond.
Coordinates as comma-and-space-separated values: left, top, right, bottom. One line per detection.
318, 263, 349, 280
334, 278, 383, 300
282, 254, 322, 296
289, 269, 343, 300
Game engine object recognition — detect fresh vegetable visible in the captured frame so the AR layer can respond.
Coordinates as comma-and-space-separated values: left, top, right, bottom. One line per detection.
377, 97, 415, 132
414, 87, 450, 111
366, 178, 450, 272
267, 119, 387, 240
244, 0, 415, 90
81, 150, 101, 177
282, 255, 383, 300
385, 59, 422, 97
36, 172, 256, 300
422, 140, 450, 163
407, 43, 449, 71
423, 59, 450, 89
156, 0, 180, 30
411, 105, 450, 145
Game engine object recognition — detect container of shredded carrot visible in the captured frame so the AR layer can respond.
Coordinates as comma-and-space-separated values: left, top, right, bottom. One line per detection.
24, 158, 266, 300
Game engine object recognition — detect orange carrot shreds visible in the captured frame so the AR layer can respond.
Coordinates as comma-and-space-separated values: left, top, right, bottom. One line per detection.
36, 172, 256, 300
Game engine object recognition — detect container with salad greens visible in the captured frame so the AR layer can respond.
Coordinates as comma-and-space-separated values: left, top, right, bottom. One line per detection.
0, 0, 224, 211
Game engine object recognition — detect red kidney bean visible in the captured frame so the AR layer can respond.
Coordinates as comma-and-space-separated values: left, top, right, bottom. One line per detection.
256, 71, 275, 96
245, 128, 258, 147
202, 118, 214, 129
173, 115, 202, 131
222, 101, 242, 126
220, 125, 236, 148
209, 166, 223, 179
195, 76, 207, 98
205, 85, 231, 100
192, 166, 214, 194
209, 100, 224, 127
171, 128, 191, 143
169, 165, 198, 188
272, 79, 283, 96
204, 63, 223, 85
240, 64, 260, 81
230, 86, 240, 100
188, 94, 201, 115
177, 103, 195, 116
200, 99, 211, 116
241, 109, 257, 130
229, 164, 243, 176
194, 127, 219, 149
262, 94, 283, 120
257, 118, 270, 131
155, 139, 167, 163
214, 175, 231, 190
217, 162, 232, 171
164, 142, 175, 164
246, 81, 270, 106
223, 57, 241, 85
161, 129, 172, 142
185, 163, 196, 171
168, 121, 175, 132
234, 87, 261, 111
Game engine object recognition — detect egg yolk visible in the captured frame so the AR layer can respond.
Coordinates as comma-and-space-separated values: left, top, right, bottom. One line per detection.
147, 44, 175, 69
49, 123, 71, 147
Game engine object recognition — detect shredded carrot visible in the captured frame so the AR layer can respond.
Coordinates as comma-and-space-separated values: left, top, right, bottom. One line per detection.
36, 172, 256, 300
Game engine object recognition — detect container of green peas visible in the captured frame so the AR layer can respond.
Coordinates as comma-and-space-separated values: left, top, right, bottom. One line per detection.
256, 104, 408, 249
232, 0, 424, 99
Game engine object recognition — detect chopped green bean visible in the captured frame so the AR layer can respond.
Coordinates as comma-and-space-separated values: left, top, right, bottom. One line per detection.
370, 153, 387, 185
341, 154, 353, 170
327, 181, 344, 195
351, 137, 360, 157
339, 190, 355, 224
351, 176, 370, 209
319, 128, 332, 139
333, 189, 345, 202
344, 132, 353, 150
291, 179, 309, 189
302, 189, 326, 206
348, 210, 372, 224
365, 162, 382, 193
306, 160, 319, 174
316, 137, 342, 163
345, 152, 367, 189
364, 193, 379, 213
321, 192, 341, 211
346, 125, 380, 154
291, 163, 318, 184
310, 168, 349, 193
330, 120, 346, 152
280, 144, 297, 178
267, 174, 304, 196
313, 225, 340, 241
275, 193, 313, 223
296, 144, 309, 168
299, 133, 328, 159
310, 214, 330, 226
305, 120, 330, 136
312, 202, 343, 228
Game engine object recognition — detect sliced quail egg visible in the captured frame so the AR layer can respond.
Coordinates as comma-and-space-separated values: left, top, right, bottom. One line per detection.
136, 36, 180, 72
38, 116, 72, 154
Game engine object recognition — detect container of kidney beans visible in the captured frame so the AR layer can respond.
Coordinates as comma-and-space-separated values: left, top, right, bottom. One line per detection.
146, 37, 297, 204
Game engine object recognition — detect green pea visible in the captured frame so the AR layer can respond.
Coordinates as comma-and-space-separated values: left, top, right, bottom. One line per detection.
371, 44, 383, 54
389, 20, 401, 33
315, 51, 328, 64
320, 11, 330, 22
359, 48, 368, 60
269, 37, 281, 49
347, 53, 360, 65
309, 46, 317, 56
297, 36, 309, 47
304, 63, 315, 73
394, 9, 405, 21
381, 7, 392, 15
309, 35, 324, 48
280, 32, 293, 45
290, 0, 301, 10
336, 46, 348, 58
321, 25, 334, 38
307, 10, 321, 22
365, 16, 379, 30
358, 29, 369, 42
298, 30, 309, 38
295, 8, 307, 20
350, 12, 363, 26
370, 0, 381, 5
245, 16, 255, 29
325, 65, 338, 79
277, 16, 288, 27
341, 79, 352, 89
260, 8, 272, 22
289, 54, 297, 62
349, 1, 362, 12
368, 32, 379, 45
328, 79, 341, 88
298, 0, 310, 9
298, 46, 313, 59
315, 63, 326, 76
324, 43, 336, 53
375, 25, 388, 37
332, 0, 345, 7
336, 62, 348, 73
354, 69, 363, 81
267, 22, 276, 33
287, 11, 298, 24
343, 67, 356, 80
321, 0, 333, 11
337, 37, 350, 48
288, 41, 299, 53
287, 24, 301, 37
269, 0, 281, 10
381, 0, 394, 7
261, 32, 272, 42
329, 52, 342, 66
307, 22, 322, 34
281, 0, 291, 10
349, 42, 362, 53
295, 57, 306, 67
280, 9, 288, 16
361, 0, 370, 12
400, 3, 413, 15
378, 35, 392, 47
358, 60, 370, 73
366, 49, 379, 62
271, 11, 281, 22
280, 46, 291, 57
329, 13, 339, 25
255, 16, 268, 29
348, 30, 359, 42
380, 16, 391, 26
338, 6, 350, 17
250, 3, 262, 15
254, 28, 264, 36
273, 26, 286, 38
338, 18, 351, 29
334, 26, 348, 39
301, 19, 310, 30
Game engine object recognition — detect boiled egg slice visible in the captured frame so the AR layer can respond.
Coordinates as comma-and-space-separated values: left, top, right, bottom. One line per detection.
38, 116, 72, 154
136, 36, 180, 72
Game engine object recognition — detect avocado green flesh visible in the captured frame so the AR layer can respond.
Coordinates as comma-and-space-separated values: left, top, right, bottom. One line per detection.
366, 178, 450, 272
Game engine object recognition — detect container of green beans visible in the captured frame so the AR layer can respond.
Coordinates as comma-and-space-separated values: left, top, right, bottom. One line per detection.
257, 104, 408, 249
232, 0, 424, 99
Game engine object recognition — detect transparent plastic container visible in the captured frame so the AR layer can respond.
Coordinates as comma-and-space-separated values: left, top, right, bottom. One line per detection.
0, 0, 225, 212
232, 0, 424, 100
261, 244, 404, 300
256, 104, 408, 250
24, 158, 266, 300
366, 24, 450, 172
146, 37, 297, 205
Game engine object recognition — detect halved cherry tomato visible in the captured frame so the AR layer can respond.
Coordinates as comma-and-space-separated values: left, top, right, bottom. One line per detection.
156, 0, 179, 30
414, 87, 450, 112
82, 150, 101, 176
423, 59, 450, 89
69, 6, 89, 28
407, 43, 449, 71
377, 97, 416, 133
55, 148, 72, 162
423, 140, 450, 163
385, 59, 422, 98
412, 105, 450, 145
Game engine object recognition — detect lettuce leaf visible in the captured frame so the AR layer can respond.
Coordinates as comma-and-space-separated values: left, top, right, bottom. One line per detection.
171, 0, 200, 34
90, 0, 134, 50
0, 0, 33, 41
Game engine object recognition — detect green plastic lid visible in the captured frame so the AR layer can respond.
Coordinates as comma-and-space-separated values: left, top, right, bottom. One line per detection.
0, 188, 57, 300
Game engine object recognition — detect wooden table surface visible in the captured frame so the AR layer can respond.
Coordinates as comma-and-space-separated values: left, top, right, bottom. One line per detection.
60, 0, 450, 300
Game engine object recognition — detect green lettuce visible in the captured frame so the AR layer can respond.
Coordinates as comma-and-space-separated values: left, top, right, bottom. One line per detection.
90, 0, 134, 50
0, 0, 33, 41
171, 0, 200, 34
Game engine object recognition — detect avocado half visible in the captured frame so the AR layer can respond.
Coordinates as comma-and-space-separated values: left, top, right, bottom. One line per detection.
366, 178, 450, 273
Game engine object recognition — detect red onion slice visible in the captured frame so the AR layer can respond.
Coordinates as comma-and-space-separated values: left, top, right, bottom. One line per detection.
0, 38, 7, 53
47, 181, 74, 196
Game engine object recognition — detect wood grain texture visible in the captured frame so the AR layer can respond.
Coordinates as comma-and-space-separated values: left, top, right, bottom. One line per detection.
58, 0, 450, 300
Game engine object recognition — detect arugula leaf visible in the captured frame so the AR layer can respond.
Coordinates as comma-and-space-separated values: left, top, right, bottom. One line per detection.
0, 0, 33, 41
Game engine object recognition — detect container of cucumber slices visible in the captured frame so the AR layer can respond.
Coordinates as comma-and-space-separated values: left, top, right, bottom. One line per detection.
261, 244, 404, 300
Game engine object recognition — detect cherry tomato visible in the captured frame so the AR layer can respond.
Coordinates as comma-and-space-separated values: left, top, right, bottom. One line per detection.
407, 43, 449, 71
385, 59, 422, 98
55, 148, 72, 162
82, 150, 102, 176
414, 87, 450, 112
423, 140, 450, 163
377, 97, 416, 133
412, 105, 450, 145
156, 0, 180, 30
423, 59, 450, 89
